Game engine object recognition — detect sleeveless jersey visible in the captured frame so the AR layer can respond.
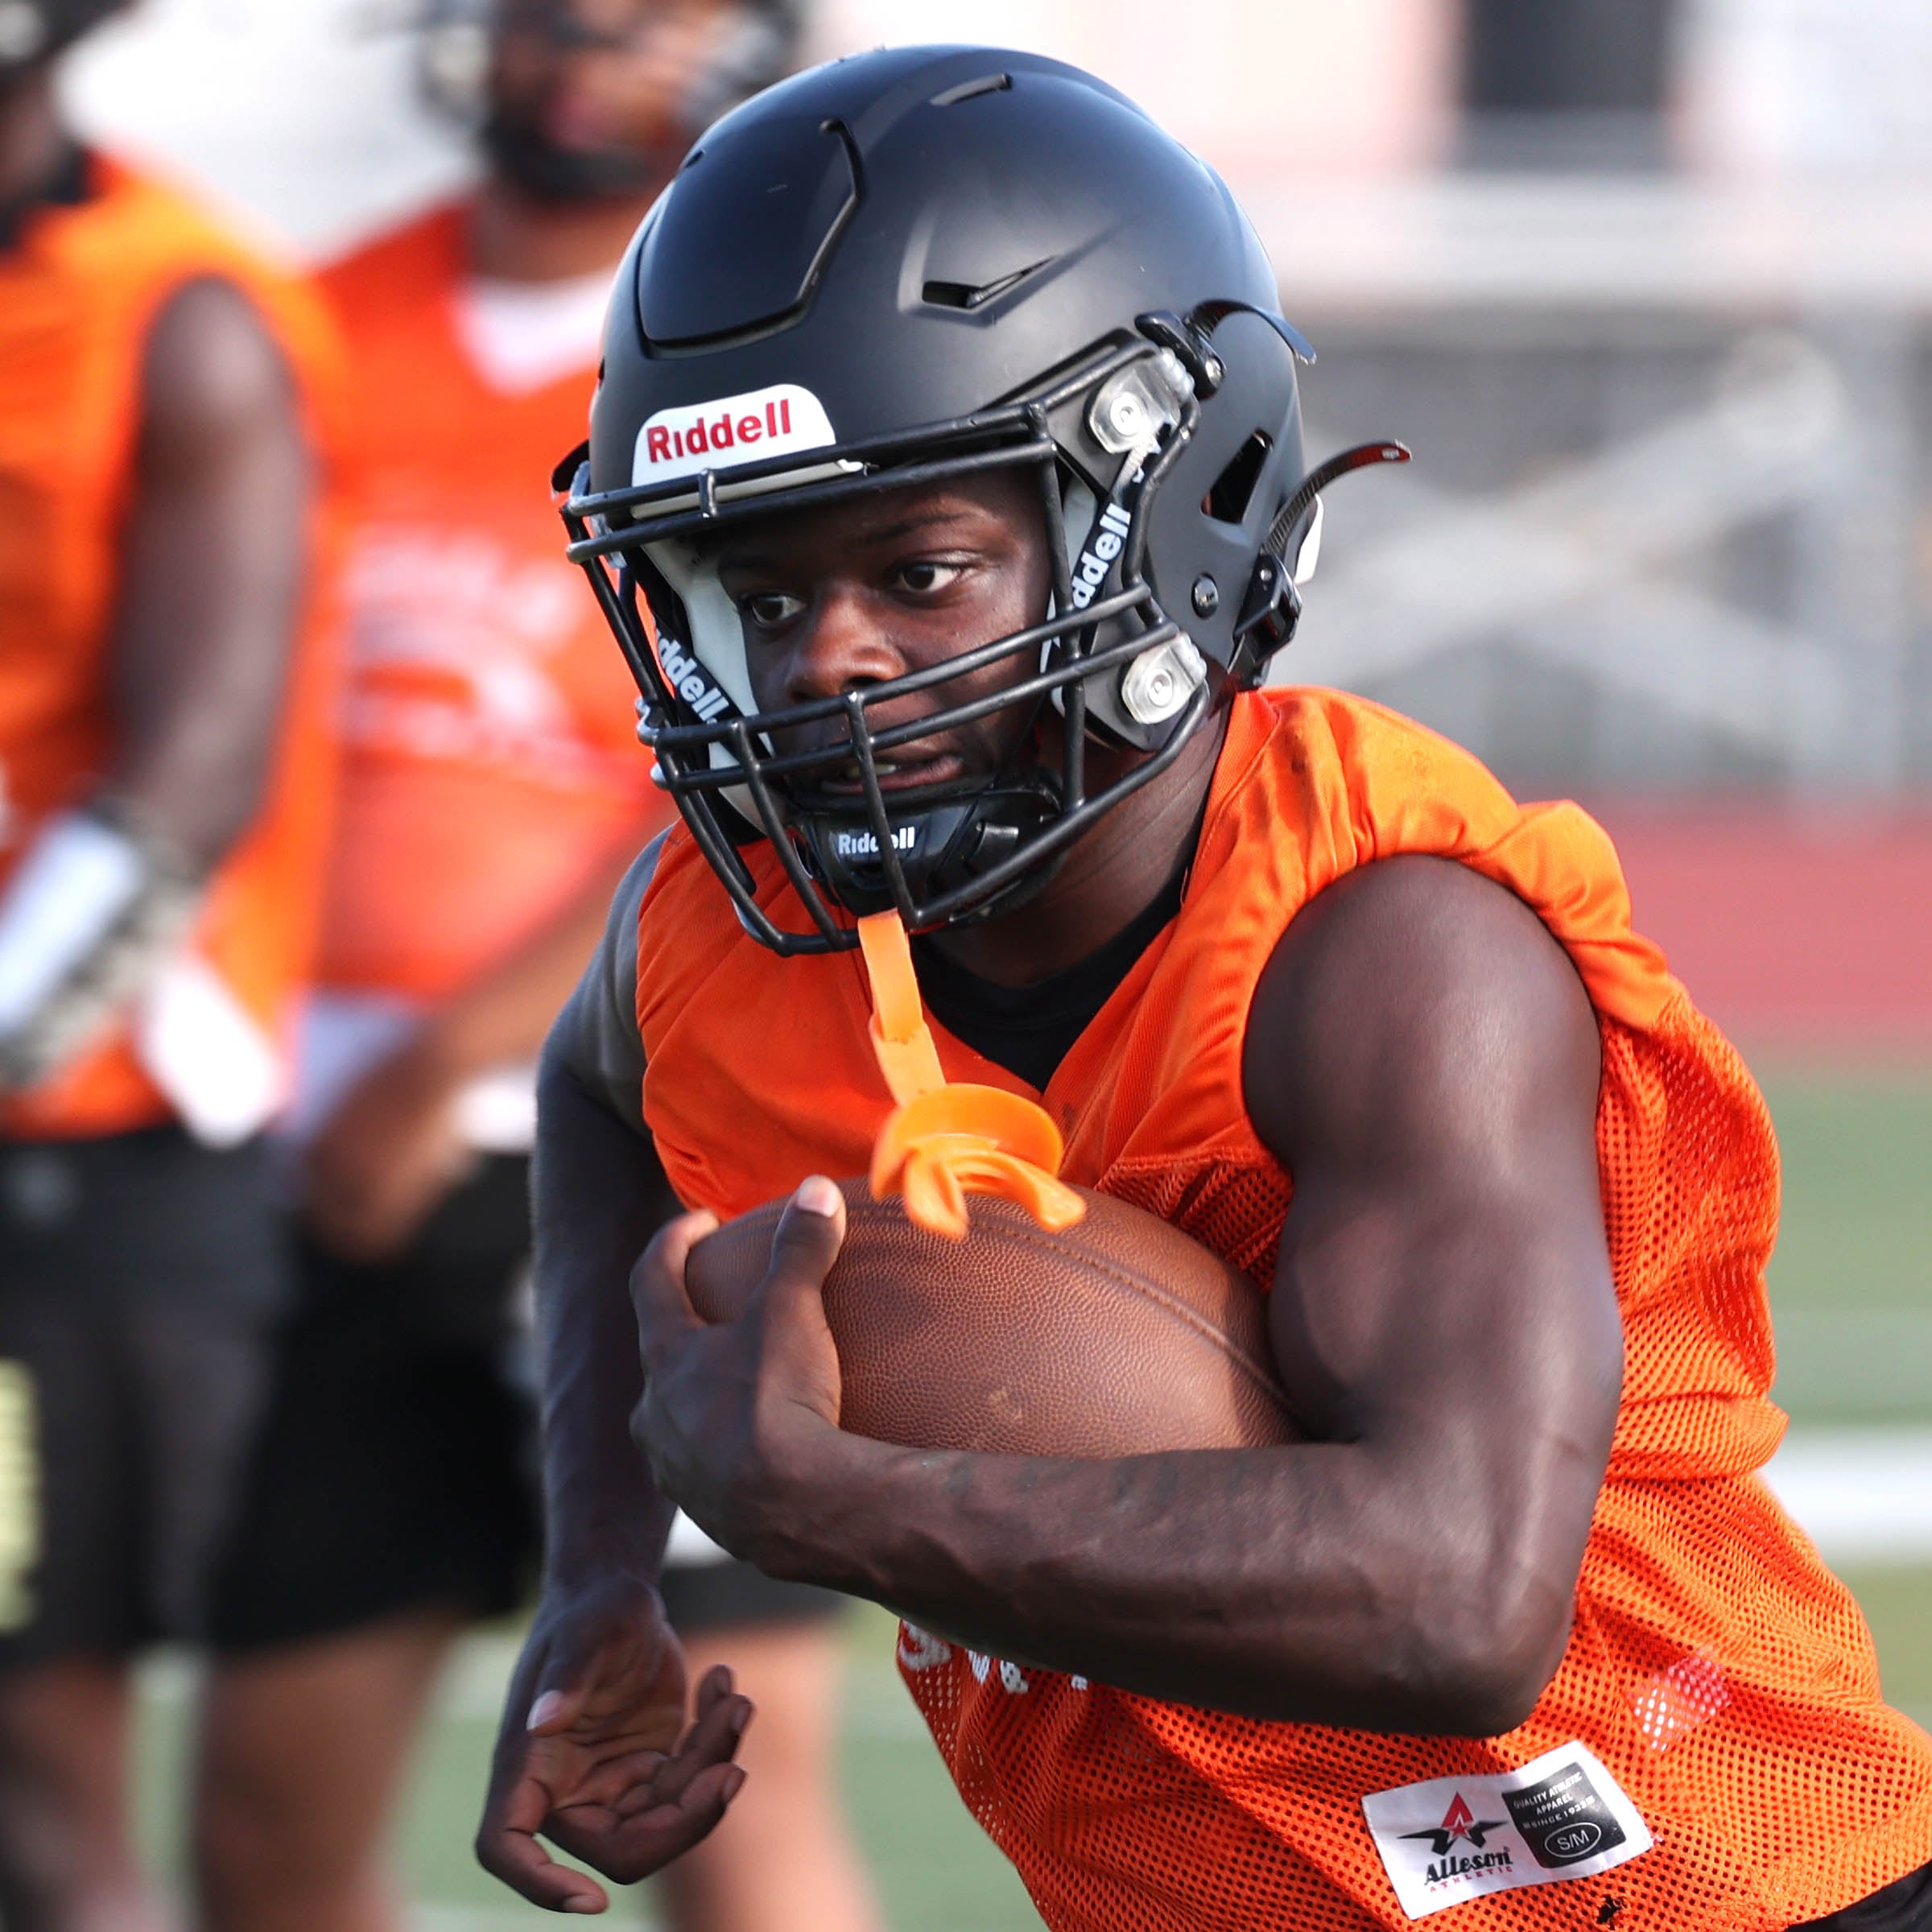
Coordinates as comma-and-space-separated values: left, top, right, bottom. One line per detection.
631, 687, 1932, 1932
313, 206, 664, 1001
0, 153, 345, 1140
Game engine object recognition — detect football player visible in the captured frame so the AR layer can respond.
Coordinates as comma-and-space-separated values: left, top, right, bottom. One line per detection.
190, 8, 878, 1932
0, 4, 343, 1930
476, 43, 1932, 1932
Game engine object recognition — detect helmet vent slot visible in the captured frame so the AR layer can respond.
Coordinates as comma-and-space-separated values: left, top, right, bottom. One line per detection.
922, 258, 1053, 312
931, 72, 1013, 106
1203, 431, 1273, 526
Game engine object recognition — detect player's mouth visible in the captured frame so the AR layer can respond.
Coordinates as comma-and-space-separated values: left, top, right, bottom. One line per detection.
812, 752, 969, 796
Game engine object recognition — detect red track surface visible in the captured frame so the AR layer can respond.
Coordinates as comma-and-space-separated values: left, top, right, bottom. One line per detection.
1587, 803, 1932, 1054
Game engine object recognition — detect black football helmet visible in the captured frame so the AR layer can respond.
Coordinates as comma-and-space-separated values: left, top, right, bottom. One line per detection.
559, 43, 1405, 953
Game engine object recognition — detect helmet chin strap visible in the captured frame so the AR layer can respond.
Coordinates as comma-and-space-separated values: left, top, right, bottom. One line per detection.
856, 912, 1084, 1240
795, 770, 1064, 923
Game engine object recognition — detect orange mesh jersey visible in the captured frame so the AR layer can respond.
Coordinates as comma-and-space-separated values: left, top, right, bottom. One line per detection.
0, 153, 346, 1139
634, 687, 1932, 1932
313, 207, 666, 1001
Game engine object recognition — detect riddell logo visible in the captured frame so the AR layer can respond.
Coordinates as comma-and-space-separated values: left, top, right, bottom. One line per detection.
654, 634, 733, 723
1068, 502, 1132, 609
632, 382, 836, 487
1405, 1794, 1514, 1886
834, 825, 915, 859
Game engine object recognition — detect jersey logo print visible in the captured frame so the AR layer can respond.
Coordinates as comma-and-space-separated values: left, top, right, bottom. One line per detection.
1401, 1793, 1509, 1858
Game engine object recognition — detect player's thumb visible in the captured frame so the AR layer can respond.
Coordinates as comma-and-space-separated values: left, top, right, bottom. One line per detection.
765, 1174, 847, 1287
524, 1678, 587, 1736
519, 1629, 603, 1738
749, 1175, 845, 1384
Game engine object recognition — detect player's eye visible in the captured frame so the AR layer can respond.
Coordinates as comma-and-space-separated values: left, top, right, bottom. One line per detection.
894, 559, 965, 596
739, 590, 805, 630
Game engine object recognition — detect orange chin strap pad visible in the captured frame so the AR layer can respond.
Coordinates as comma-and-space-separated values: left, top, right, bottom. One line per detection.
856, 912, 1086, 1241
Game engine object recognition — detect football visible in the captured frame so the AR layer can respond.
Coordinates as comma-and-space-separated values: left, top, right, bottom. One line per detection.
684, 1179, 1300, 1455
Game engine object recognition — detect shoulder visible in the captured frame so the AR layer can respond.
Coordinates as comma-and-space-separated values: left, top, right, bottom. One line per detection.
1243, 854, 1600, 1169
139, 279, 303, 452
546, 832, 671, 1130
634, 821, 749, 974
1257, 685, 1517, 802
68, 163, 345, 431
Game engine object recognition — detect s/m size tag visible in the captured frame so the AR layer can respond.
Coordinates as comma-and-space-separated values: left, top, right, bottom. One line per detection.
1361, 1741, 1652, 1920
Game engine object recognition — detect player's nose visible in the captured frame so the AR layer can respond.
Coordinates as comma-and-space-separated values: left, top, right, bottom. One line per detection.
782, 585, 909, 709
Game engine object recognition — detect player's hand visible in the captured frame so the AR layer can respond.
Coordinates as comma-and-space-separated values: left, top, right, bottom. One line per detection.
475, 1571, 753, 1913
302, 1042, 469, 1261
630, 1175, 856, 1574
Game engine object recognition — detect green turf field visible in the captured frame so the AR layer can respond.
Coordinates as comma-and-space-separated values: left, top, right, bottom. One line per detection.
134, 1069, 1932, 1930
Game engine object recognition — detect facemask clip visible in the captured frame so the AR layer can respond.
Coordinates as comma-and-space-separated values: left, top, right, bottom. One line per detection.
1229, 551, 1302, 684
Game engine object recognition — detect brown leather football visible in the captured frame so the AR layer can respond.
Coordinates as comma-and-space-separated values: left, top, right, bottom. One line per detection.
684, 1179, 1299, 1455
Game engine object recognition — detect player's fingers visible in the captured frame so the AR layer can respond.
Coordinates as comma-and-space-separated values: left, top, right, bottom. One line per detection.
690, 1661, 737, 1723
475, 1771, 612, 1914
630, 1209, 720, 1366
650, 1673, 753, 1805
610, 1761, 749, 1847
592, 1665, 744, 1821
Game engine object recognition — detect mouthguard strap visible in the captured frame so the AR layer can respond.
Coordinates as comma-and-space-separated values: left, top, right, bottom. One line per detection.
855, 911, 1084, 1241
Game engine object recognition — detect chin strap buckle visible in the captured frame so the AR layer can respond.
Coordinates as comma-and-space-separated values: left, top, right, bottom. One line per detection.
856, 912, 1085, 1241
1229, 551, 1303, 684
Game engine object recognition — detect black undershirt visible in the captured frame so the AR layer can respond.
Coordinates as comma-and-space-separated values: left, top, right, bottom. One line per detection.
911, 855, 1191, 1093
0, 143, 92, 254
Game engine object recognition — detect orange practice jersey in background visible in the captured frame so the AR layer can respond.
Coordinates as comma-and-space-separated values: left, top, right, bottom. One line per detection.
0, 154, 345, 1140
632, 687, 1932, 1932
314, 207, 663, 1001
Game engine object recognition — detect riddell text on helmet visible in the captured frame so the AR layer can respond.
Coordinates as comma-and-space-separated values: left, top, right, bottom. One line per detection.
631, 382, 836, 486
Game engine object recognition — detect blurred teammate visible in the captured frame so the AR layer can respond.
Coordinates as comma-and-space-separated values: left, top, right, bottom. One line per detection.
190, 7, 877, 1932
474, 46, 1932, 1932
0, 4, 343, 1930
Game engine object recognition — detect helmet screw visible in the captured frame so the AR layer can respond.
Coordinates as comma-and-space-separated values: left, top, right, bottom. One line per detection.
1191, 575, 1220, 617
1108, 393, 1148, 441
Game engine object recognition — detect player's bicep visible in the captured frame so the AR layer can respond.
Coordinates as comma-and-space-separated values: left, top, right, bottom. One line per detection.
543, 832, 667, 1135
531, 835, 681, 1299
109, 276, 312, 865
1245, 857, 1620, 1543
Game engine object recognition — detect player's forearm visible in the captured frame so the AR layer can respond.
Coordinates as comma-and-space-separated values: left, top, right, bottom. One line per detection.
766, 1436, 1569, 1734
530, 1049, 681, 1584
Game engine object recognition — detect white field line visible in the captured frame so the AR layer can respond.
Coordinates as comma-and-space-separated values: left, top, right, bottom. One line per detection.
411, 1906, 660, 1932
1764, 1426, 1932, 1565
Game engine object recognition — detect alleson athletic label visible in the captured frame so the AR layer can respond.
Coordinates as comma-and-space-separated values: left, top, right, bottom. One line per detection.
631, 382, 836, 487
1361, 1742, 1651, 1921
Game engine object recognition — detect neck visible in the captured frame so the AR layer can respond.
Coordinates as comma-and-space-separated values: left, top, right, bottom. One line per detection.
465, 175, 663, 283
926, 711, 1230, 989
0, 68, 64, 213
